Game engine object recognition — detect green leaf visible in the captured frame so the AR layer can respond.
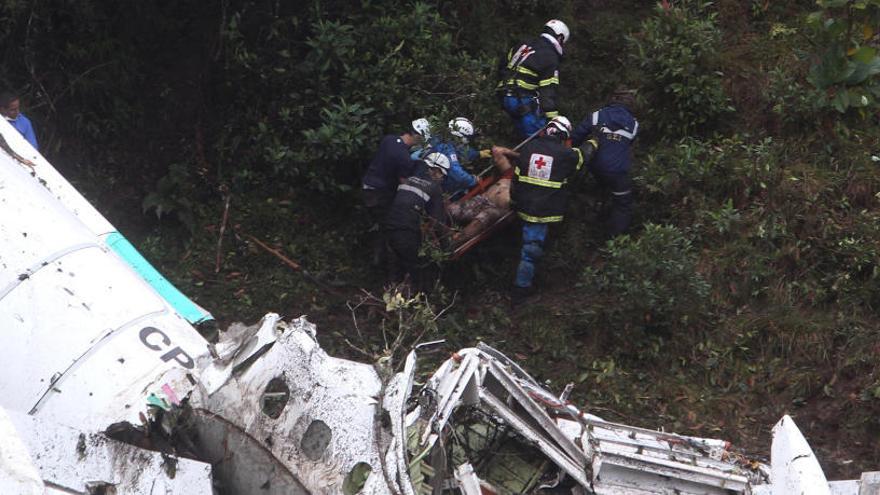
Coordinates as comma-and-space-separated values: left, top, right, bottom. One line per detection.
845, 55, 880, 84
831, 90, 850, 112
851, 46, 877, 64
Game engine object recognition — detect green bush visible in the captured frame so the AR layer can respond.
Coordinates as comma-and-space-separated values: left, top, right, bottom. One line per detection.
638, 134, 781, 218
216, 1, 491, 193
805, 0, 880, 114
626, 0, 733, 137
579, 224, 711, 333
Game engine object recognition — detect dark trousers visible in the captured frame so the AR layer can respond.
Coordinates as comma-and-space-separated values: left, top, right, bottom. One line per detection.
591, 171, 633, 237
362, 188, 395, 266
386, 228, 423, 290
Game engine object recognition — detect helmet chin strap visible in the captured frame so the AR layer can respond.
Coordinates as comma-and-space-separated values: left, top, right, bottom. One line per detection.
540, 33, 564, 56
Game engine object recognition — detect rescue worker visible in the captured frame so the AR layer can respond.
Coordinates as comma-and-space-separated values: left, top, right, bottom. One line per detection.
362, 118, 431, 266
571, 88, 638, 237
497, 20, 570, 138
413, 117, 481, 198
383, 152, 450, 293
496, 116, 597, 302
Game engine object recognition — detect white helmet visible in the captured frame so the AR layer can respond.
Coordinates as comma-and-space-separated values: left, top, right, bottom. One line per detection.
544, 19, 570, 44
411, 118, 431, 140
423, 152, 450, 175
547, 116, 572, 138
448, 117, 475, 141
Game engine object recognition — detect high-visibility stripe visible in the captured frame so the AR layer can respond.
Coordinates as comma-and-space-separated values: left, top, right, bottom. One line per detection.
612, 190, 632, 196
515, 169, 564, 189
515, 65, 538, 77
538, 77, 559, 87
592, 111, 599, 126
515, 80, 538, 90
518, 211, 563, 223
545, 111, 559, 118
600, 126, 637, 140
632, 120, 639, 138
574, 148, 584, 170
398, 183, 430, 202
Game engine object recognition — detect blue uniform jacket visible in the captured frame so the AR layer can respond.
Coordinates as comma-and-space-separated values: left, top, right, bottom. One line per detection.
571, 104, 637, 174
363, 135, 420, 192
7, 114, 38, 150
412, 138, 478, 195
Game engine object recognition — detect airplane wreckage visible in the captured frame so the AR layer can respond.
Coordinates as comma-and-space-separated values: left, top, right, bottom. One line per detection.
0, 119, 878, 495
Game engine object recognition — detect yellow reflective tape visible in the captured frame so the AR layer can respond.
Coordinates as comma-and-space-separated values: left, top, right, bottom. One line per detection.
544, 111, 559, 118
515, 80, 538, 90
515, 169, 564, 189
574, 148, 584, 170
538, 77, 559, 87
515, 65, 539, 77
518, 212, 564, 223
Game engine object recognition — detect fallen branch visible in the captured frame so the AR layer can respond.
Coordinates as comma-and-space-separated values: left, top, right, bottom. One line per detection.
241, 231, 347, 297
214, 186, 231, 273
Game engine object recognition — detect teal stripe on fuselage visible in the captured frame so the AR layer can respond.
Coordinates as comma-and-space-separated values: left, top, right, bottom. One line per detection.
105, 232, 212, 324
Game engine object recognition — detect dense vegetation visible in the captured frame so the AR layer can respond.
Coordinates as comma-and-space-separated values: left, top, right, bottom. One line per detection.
3, 0, 880, 478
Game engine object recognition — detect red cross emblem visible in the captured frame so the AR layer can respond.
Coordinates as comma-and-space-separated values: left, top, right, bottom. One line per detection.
534, 156, 547, 169
528, 153, 553, 179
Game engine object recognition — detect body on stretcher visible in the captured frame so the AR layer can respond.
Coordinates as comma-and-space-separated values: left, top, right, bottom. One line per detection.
446, 169, 515, 260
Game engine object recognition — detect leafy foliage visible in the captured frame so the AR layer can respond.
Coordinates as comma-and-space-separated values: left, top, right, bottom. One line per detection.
216, 1, 490, 193
806, 0, 880, 113
626, 0, 734, 137
579, 224, 710, 333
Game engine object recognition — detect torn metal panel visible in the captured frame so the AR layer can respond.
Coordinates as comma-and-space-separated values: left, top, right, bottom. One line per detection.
198, 313, 282, 395
190, 316, 412, 494
479, 386, 592, 488
2, 406, 213, 494
418, 350, 481, 451
381, 350, 418, 495
771, 414, 831, 495
454, 463, 482, 494
406, 344, 780, 494
485, 359, 589, 466
0, 138, 211, 430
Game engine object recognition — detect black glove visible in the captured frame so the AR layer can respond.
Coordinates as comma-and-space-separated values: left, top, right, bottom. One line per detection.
580, 138, 599, 164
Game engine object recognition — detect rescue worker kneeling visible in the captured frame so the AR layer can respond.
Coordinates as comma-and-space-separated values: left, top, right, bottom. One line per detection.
496, 116, 597, 302
383, 152, 450, 293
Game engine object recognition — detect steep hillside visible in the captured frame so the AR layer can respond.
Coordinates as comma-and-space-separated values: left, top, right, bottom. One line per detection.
1, 0, 878, 479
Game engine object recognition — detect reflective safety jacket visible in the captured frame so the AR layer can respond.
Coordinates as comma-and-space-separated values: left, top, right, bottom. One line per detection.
496, 34, 563, 118
383, 166, 445, 233
571, 104, 637, 174
511, 134, 594, 223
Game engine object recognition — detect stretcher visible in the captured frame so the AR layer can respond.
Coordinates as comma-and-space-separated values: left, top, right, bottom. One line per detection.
448, 169, 516, 260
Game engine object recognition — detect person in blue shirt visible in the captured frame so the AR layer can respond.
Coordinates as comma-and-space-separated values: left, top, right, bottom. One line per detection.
412, 117, 481, 199
571, 89, 639, 237
0, 92, 38, 151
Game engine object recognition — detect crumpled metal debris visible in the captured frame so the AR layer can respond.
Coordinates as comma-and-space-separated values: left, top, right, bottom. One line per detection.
162, 314, 877, 494
0, 405, 213, 494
